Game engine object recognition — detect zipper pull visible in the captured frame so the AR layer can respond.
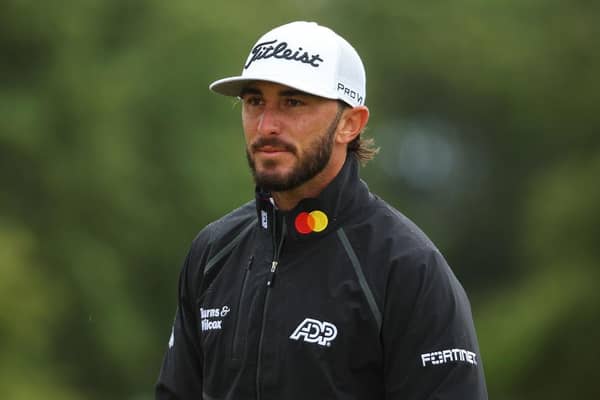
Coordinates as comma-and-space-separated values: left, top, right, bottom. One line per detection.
266, 261, 278, 287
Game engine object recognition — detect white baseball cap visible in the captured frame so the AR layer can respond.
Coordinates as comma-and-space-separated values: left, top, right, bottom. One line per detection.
209, 21, 366, 107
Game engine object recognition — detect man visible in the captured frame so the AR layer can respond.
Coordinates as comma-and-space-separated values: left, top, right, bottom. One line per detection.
156, 21, 488, 400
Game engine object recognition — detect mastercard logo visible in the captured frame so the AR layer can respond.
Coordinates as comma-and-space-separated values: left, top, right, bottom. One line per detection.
295, 210, 328, 234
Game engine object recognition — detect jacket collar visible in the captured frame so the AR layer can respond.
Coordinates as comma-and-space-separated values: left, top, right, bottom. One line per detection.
255, 156, 370, 243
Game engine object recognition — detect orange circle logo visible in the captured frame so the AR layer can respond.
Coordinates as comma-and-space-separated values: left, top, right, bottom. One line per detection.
295, 210, 328, 234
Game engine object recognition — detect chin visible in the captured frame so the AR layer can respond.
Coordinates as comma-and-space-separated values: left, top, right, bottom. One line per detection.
254, 169, 295, 191
256, 161, 294, 177
256, 169, 288, 184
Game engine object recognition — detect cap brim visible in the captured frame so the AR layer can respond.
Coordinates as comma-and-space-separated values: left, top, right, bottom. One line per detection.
209, 74, 338, 101
209, 76, 257, 97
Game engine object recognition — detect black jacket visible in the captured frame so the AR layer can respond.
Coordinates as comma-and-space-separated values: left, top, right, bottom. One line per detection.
156, 157, 488, 400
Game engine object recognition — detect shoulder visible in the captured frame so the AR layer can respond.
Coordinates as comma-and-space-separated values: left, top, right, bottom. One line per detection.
343, 194, 460, 292
176, 200, 256, 300
187, 200, 257, 272
346, 194, 440, 259
379, 198, 453, 272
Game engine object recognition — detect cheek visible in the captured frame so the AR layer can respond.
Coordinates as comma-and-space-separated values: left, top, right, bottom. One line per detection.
294, 120, 329, 145
241, 115, 256, 143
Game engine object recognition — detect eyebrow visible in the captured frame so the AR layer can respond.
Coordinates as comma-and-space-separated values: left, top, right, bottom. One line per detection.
239, 87, 261, 97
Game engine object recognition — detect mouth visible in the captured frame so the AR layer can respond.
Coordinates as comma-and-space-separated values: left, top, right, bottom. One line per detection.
251, 138, 296, 157
256, 146, 290, 154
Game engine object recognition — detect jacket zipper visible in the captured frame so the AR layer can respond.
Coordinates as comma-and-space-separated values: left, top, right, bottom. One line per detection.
256, 211, 286, 400
231, 255, 254, 360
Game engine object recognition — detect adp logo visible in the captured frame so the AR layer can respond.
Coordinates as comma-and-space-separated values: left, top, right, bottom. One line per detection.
294, 210, 328, 234
289, 318, 338, 347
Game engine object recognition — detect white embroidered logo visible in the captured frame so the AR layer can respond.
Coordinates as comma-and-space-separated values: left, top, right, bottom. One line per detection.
200, 305, 231, 331
290, 318, 338, 347
261, 210, 268, 229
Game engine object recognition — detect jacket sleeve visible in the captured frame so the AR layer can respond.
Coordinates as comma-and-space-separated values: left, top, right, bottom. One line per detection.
382, 247, 488, 399
155, 251, 204, 399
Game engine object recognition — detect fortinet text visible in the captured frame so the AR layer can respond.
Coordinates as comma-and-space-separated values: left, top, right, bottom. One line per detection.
421, 349, 477, 367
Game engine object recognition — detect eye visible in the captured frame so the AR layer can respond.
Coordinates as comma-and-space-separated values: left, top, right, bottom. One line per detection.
284, 98, 304, 107
243, 96, 264, 106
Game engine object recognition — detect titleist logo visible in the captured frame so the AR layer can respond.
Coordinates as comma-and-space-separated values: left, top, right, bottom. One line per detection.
244, 39, 324, 69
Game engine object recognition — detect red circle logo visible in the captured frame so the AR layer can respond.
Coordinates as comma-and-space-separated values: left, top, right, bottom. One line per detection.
294, 210, 328, 234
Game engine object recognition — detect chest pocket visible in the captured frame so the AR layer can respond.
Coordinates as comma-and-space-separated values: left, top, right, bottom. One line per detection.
230, 255, 254, 361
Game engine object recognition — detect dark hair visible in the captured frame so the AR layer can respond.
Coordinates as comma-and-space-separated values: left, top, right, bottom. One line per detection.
337, 101, 379, 166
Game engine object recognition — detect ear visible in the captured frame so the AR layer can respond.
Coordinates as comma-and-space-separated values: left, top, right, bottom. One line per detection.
335, 106, 370, 145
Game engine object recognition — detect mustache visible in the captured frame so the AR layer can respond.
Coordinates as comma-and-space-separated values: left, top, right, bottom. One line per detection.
251, 137, 297, 153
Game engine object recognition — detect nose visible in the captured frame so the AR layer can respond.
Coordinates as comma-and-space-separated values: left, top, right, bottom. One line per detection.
256, 105, 281, 136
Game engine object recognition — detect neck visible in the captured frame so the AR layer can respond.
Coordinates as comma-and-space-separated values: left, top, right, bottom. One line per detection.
271, 151, 347, 211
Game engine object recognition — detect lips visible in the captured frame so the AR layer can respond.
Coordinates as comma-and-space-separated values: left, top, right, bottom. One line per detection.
257, 146, 288, 153
252, 139, 296, 154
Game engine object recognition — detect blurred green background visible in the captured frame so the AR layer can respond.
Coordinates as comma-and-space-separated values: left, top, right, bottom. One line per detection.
2, 0, 599, 398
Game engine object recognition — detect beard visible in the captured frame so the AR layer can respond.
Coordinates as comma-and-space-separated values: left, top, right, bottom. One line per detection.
246, 109, 342, 192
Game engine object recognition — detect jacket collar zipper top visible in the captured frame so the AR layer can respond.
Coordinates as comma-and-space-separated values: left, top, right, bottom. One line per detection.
252, 157, 364, 400
256, 201, 286, 400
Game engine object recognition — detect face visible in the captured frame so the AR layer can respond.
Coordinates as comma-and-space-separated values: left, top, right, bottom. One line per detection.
241, 82, 343, 192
